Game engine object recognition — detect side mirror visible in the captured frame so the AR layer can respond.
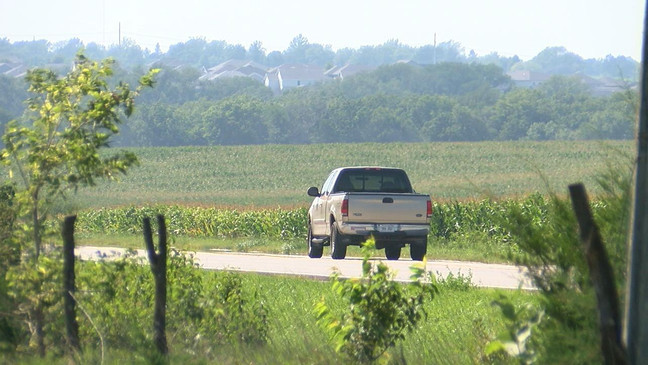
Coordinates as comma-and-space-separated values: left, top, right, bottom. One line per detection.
307, 186, 320, 197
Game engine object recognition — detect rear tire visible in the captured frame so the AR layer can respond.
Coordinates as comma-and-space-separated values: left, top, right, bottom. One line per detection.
385, 246, 401, 260
410, 237, 427, 261
330, 223, 347, 260
307, 224, 323, 258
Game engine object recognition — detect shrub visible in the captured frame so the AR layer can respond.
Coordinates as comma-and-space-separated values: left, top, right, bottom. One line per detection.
315, 238, 438, 363
74, 249, 268, 357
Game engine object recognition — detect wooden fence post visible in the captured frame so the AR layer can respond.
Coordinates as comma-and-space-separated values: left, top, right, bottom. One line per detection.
144, 215, 168, 356
569, 184, 626, 364
62, 215, 81, 354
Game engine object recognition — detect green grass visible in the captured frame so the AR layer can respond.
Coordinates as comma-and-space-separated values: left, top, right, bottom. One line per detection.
53, 140, 632, 210
2, 272, 538, 364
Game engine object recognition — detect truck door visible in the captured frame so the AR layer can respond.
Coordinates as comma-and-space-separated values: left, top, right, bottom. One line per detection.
311, 170, 338, 235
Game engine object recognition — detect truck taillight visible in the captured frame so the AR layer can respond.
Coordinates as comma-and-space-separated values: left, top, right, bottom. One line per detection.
341, 197, 349, 217
427, 199, 432, 218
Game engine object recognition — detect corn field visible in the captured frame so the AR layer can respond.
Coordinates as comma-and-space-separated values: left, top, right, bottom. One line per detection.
76, 206, 308, 239
70, 195, 609, 242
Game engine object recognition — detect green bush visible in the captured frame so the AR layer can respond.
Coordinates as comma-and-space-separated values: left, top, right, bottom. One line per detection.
5, 251, 64, 356
315, 238, 438, 363
0, 246, 268, 359
74, 249, 268, 358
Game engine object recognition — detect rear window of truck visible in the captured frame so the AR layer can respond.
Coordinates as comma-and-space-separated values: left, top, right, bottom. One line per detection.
333, 169, 413, 193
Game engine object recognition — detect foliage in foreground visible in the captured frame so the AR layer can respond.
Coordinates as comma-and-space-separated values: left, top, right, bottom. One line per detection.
315, 238, 438, 363
0, 52, 158, 357
0, 53, 157, 260
0, 248, 268, 360
499, 162, 632, 364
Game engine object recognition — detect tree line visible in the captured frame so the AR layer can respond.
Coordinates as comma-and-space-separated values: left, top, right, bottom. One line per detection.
0, 37, 640, 146
114, 63, 636, 146
1, 36, 638, 77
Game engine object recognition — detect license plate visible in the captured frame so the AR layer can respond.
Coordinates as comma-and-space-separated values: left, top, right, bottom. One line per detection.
376, 224, 398, 232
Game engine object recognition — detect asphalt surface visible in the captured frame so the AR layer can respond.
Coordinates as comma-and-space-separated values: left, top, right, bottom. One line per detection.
75, 246, 535, 290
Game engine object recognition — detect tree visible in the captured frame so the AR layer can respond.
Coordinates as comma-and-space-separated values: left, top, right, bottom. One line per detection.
200, 95, 269, 145
520, 46, 585, 75
107, 38, 148, 69
248, 41, 266, 64
0, 52, 158, 259
166, 38, 207, 66
0, 75, 28, 132
489, 88, 550, 140
51, 38, 84, 64
578, 90, 638, 139
284, 34, 310, 63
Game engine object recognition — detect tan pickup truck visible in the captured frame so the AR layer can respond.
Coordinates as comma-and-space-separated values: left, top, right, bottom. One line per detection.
306, 167, 431, 260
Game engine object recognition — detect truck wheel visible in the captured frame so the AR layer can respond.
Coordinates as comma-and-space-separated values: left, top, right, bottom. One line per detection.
410, 237, 427, 261
385, 246, 401, 260
330, 223, 347, 260
307, 224, 323, 258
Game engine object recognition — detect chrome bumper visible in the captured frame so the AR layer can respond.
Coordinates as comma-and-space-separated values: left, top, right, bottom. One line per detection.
337, 222, 429, 237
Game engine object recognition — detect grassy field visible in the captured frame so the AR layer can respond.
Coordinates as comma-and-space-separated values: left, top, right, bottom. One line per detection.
49, 140, 632, 263
214, 273, 539, 364
61, 140, 633, 210
3, 271, 539, 364
2, 141, 616, 363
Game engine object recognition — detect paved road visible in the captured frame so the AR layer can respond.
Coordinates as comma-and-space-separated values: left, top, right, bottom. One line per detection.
75, 246, 535, 290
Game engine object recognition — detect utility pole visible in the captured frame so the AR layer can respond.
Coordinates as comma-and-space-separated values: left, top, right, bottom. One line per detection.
625, 2, 648, 364
433, 33, 437, 65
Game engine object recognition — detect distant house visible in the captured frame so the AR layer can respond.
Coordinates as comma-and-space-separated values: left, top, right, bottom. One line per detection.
199, 59, 268, 82
571, 74, 637, 96
508, 69, 635, 96
0, 63, 15, 73
0, 62, 27, 78
395, 59, 422, 66
507, 70, 551, 88
148, 57, 195, 71
324, 64, 375, 80
591, 77, 637, 96
264, 64, 326, 94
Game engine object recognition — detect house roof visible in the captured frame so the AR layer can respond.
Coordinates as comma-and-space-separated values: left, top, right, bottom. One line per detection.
395, 59, 421, 66
207, 59, 266, 72
200, 70, 248, 81
507, 70, 551, 82
324, 64, 375, 78
201, 59, 268, 81
1, 63, 27, 78
270, 64, 326, 81
0, 63, 17, 73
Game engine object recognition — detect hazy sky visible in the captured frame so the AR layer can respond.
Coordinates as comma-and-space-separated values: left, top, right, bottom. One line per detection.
0, 0, 645, 61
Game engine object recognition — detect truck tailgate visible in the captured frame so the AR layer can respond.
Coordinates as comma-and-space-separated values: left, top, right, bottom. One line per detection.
346, 193, 429, 224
